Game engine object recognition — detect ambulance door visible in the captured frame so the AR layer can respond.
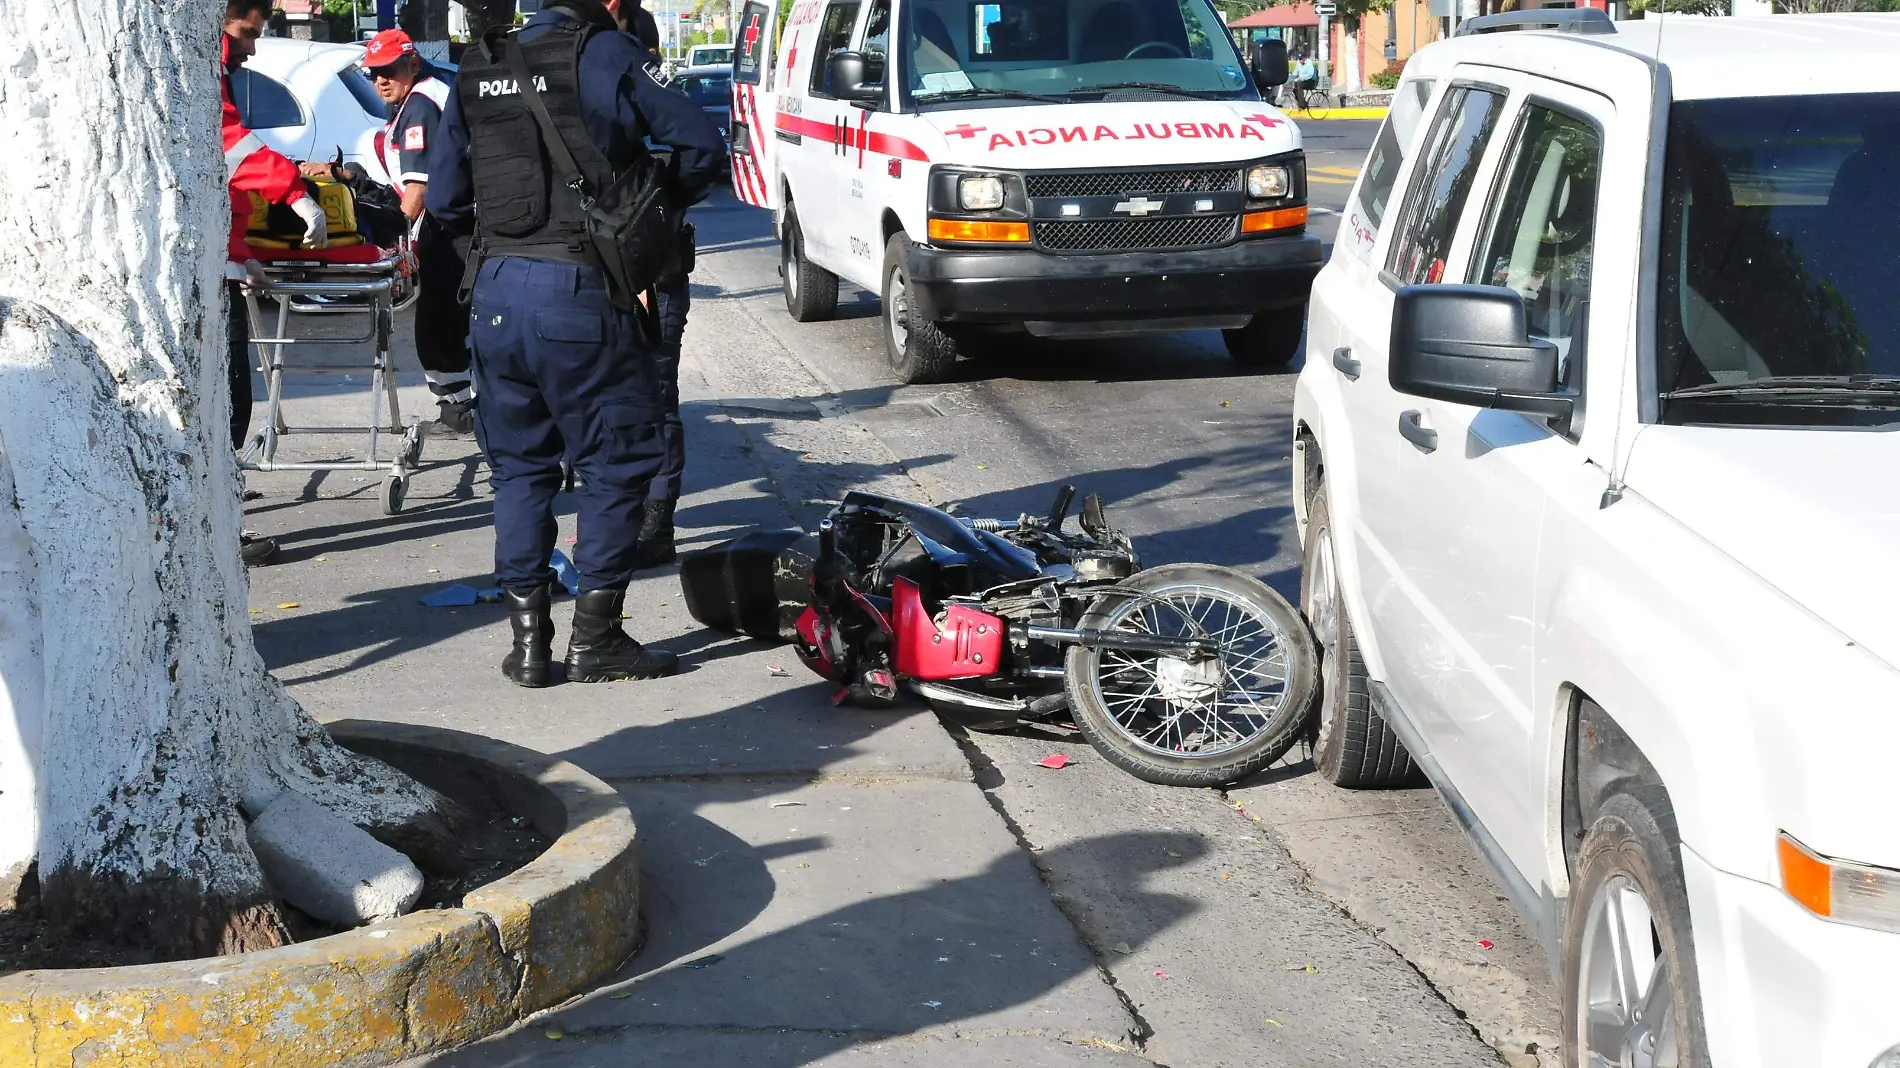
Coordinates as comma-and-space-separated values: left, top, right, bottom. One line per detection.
833, 0, 896, 291
730, 0, 779, 210
782, 0, 863, 268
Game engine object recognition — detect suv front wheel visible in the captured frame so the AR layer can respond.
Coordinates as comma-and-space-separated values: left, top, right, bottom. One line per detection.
1562, 790, 1711, 1068
1300, 480, 1421, 788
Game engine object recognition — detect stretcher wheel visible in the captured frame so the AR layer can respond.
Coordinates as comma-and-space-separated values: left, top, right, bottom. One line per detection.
380, 473, 406, 516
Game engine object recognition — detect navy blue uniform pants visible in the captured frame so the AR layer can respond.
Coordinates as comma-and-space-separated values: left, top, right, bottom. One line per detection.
469, 257, 663, 593
650, 269, 689, 502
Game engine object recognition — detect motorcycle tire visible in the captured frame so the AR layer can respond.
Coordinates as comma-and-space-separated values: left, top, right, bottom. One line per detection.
1064, 563, 1318, 788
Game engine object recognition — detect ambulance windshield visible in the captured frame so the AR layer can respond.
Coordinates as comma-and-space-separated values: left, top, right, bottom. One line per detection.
905, 0, 1251, 103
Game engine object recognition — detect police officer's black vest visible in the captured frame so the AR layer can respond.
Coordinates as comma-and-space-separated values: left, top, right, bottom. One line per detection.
457, 21, 619, 264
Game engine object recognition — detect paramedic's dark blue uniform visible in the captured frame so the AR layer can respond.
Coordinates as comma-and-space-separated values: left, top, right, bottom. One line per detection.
426, 8, 723, 593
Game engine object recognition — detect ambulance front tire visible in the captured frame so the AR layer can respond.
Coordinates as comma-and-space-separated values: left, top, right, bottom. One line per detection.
1222, 303, 1307, 370
882, 233, 960, 385
781, 206, 838, 323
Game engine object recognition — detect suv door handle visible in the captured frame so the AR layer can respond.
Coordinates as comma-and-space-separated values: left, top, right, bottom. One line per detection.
1332, 347, 1361, 380
1398, 409, 1438, 452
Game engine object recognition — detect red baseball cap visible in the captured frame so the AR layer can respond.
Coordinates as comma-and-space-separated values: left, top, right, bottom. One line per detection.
361, 29, 417, 70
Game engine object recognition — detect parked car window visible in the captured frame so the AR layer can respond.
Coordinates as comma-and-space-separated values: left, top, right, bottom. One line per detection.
1357, 78, 1436, 235
678, 71, 733, 108
1468, 103, 1600, 350
1658, 93, 1900, 416
1387, 85, 1504, 286
230, 67, 305, 130
862, 0, 892, 60
809, 1, 862, 96
337, 67, 389, 120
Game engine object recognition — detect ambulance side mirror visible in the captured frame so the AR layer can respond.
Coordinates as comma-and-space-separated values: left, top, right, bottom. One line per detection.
827, 50, 885, 104
1251, 39, 1289, 90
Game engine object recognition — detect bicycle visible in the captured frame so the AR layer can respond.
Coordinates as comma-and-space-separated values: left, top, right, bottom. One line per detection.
1280, 81, 1331, 120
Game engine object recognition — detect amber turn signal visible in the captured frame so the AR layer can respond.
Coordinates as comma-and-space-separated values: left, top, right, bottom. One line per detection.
927, 218, 1031, 244
1241, 206, 1309, 234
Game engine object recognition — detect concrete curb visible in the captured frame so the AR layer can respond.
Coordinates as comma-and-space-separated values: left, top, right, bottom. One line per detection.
0, 721, 639, 1067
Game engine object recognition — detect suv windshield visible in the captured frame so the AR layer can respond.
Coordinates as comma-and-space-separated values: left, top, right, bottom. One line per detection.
905, 0, 1250, 103
1658, 94, 1900, 421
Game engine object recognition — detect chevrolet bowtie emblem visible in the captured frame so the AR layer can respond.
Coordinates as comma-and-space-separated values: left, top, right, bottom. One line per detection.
1112, 196, 1165, 216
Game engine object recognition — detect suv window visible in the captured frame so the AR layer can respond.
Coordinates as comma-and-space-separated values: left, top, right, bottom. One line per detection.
1388, 85, 1504, 285
809, 1, 862, 96
230, 67, 305, 130
1358, 78, 1436, 234
1468, 103, 1600, 349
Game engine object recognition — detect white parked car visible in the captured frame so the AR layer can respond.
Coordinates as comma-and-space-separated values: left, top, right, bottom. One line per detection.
234, 38, 388, 178
687, 42, 735, 67
1292, 11, 1900, 1068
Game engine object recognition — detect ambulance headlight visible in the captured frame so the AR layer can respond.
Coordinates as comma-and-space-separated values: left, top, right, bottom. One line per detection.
957, 174, 1007, 211
1247, 163, 1291, 199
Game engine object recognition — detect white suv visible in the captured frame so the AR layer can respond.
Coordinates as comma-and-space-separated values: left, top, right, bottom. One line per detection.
1291, 12, 1900, 1068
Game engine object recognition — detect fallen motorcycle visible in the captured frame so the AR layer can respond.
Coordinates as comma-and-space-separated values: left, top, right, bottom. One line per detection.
681, 487, 1316, 787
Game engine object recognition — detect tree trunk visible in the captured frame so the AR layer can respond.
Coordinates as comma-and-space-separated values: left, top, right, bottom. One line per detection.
0, 1, 458, 960
1343, 24, 1362, 91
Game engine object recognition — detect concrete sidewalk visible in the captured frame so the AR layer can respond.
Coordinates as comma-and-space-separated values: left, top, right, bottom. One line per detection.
238, 306, 1152, 1067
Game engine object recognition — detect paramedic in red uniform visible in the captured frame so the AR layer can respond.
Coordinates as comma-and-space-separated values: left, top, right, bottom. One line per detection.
301, 29, 477, 438
224, 0, 328, 566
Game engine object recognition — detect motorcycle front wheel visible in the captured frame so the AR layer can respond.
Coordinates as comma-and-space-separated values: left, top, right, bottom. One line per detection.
1064, 563, 1317, 787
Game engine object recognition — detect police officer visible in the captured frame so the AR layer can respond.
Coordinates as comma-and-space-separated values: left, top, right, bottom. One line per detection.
425, 0, 725, 687
628, 6, 693, 569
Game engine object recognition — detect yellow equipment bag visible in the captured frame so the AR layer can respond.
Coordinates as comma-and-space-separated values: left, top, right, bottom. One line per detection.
246, 180, 365, 249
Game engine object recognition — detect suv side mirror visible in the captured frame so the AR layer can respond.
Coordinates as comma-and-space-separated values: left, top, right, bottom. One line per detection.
827, 50, 885, 104
1390, 284, 1574, 433
1250, 39, 1289, 90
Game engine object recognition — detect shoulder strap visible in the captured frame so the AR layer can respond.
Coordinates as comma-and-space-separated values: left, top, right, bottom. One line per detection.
505, 34, 597, 208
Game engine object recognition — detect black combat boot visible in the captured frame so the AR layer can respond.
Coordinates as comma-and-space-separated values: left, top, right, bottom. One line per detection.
565, 589, 680, 683
632, 498, 677, 570
500, 584, 555, 688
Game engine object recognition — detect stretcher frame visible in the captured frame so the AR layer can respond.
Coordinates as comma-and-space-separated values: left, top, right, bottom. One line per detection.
238, 253, 424, 515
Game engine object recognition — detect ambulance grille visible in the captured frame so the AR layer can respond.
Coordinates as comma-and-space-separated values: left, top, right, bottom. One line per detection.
1034, 214, 1239, 253
1025, 167, 1242, 199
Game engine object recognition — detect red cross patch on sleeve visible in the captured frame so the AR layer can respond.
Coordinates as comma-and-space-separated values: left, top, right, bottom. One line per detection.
403, 124, 426, 151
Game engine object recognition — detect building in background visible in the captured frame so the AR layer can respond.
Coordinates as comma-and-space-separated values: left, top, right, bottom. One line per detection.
1228, 0, 1441, 93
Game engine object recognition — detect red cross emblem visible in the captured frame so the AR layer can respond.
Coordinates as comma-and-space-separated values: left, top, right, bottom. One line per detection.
743, 13, 761, 54
1244, 113, 1286, 129
944, 123, 987, 139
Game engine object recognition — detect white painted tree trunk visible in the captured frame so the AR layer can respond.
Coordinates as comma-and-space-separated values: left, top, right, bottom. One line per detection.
0, 1, 456, 956
1343, 25, 1363, 92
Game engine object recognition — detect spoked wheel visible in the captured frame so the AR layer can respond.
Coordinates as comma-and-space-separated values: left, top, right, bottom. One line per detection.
1065, 563, 1318, 787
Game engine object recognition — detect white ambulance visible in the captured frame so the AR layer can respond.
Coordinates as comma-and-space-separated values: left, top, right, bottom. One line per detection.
727, 0, 1322, 383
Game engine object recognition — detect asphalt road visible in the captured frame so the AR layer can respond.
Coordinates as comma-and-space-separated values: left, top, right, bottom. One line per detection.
676, 117, 1562, 1067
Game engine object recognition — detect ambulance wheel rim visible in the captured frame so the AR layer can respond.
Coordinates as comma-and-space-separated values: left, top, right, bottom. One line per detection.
887, 263, 910, 353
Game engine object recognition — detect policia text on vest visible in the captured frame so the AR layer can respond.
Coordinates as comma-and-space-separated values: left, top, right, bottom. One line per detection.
458, 25, 679, 317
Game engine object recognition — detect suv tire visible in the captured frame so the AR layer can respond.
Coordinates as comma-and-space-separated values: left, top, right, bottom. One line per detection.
781, 206, 838, 323
1223, 304, 1306, 370
882, 233, 960, 384
1561, 791, 1711, 1068
1300, 481, 1422, 788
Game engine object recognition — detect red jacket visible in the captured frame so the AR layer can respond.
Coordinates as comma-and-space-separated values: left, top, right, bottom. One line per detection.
222, 36, 308, 263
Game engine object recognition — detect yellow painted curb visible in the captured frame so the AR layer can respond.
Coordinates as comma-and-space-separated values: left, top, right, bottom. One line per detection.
1300, 107, 1388, 120
0, 721, 640, 1067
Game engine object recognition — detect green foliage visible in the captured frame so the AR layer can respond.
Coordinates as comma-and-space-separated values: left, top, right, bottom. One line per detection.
1369, 62, 1404, 89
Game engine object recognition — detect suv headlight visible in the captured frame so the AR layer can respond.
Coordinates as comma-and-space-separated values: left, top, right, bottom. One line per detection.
1779, 832, 1900, 935
958, 174, 1006, 211
1247, 163, 1291, 199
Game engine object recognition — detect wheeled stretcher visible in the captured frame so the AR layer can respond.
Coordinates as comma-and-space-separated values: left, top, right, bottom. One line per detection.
237, 184, 425, 515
